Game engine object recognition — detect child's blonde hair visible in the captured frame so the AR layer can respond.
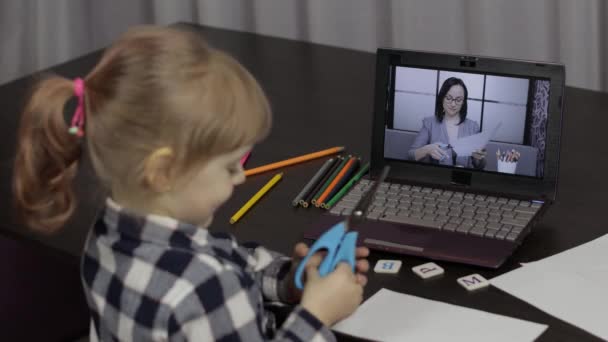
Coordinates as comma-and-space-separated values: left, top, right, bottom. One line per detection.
13, 26, 272, 232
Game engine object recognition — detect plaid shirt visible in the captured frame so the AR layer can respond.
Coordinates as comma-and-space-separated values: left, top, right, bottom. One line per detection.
81, 198, 335, 341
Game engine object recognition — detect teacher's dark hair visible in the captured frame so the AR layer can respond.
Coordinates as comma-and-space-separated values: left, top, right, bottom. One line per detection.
435, 77, 468, 124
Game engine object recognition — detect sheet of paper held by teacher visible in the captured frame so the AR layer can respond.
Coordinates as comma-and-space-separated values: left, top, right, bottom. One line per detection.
452, 121, 502, 157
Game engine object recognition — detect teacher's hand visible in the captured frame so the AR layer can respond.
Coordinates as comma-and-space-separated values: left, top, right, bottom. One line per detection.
472, 148, 487, 161
424, 143, 447, 161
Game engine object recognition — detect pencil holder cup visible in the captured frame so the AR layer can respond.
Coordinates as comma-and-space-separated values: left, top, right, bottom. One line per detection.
497, 159, 517, 174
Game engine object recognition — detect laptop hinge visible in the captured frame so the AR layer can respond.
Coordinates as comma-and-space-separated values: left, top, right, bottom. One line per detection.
451, 170, 472, 186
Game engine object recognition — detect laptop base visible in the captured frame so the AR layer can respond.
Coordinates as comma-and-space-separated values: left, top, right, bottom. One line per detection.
304, 215, 519, 268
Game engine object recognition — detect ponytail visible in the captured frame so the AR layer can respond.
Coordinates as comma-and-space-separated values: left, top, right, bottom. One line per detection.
13, 75, 83, 232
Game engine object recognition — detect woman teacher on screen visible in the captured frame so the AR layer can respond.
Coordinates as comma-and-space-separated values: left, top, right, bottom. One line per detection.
408, 77, 486, 169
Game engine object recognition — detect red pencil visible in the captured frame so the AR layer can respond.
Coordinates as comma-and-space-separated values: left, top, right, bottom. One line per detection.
240, 151, 251, 166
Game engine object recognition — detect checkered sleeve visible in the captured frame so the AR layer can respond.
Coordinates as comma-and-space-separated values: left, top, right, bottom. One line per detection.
168, 269, 335, 342
274, 305, 336, 342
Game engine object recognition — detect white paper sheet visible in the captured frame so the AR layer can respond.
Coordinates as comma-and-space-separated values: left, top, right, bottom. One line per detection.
333, 288, 547, 342
491, 234, 608, 340
451, 121, 502, 156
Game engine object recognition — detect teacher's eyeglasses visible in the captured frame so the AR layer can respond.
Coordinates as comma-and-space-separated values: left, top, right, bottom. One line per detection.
444, 96, 464, 104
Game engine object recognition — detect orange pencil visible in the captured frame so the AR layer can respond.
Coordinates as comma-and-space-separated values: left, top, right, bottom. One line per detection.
316, 156, 357, 206
244, 146, 344, 176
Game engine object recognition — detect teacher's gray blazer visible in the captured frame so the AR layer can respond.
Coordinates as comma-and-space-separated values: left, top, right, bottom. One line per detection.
408, 116, 484, 168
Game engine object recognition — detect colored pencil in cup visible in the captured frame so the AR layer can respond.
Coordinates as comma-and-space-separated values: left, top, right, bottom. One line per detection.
230, 173, 283, 224
301, 157, 341, 207
291, 158, 335, 207
240, 151, 251, 166
317, 156, 359, 207
312, 156, 350, 207
325, 162, 370, 208
244, 146, 344, 176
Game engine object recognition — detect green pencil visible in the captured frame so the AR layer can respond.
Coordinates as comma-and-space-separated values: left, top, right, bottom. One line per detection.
312, 155, 350, 207
325, 162, 370, 208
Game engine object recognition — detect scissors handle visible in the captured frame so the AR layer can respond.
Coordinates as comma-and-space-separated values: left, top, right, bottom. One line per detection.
333, 230, 357, 271
294, 222, 358, 290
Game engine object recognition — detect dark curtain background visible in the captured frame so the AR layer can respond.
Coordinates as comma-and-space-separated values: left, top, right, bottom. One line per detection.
530, 80, 550, 178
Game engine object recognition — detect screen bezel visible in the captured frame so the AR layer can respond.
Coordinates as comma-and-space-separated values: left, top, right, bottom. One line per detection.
370, 49, 565, 200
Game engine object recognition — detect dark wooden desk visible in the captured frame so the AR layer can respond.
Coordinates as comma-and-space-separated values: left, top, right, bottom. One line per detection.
1, 23, 606, 341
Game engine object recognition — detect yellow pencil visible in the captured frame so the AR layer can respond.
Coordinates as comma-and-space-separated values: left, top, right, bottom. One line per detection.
229, 173, 283, 224
244, 146, 344, 176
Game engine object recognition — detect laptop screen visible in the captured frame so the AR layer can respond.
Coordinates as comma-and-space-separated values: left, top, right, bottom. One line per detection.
384, 66, 550, 179
371, 49, 565, 200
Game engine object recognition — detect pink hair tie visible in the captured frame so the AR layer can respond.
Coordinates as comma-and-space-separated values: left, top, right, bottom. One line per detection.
68, 78, 86, 137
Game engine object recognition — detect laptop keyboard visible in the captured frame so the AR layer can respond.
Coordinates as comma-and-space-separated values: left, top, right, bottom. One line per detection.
329, 179, 542, 242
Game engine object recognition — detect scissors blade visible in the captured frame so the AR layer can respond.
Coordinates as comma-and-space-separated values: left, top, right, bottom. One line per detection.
347, 165, 390, 228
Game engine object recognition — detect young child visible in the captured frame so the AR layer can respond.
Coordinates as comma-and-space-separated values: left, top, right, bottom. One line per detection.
13, 26, 369, 341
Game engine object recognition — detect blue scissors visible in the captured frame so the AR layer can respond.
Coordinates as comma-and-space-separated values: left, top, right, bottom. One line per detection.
294, 165, 390, 289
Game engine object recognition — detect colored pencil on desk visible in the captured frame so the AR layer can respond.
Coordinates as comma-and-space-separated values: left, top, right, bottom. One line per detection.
325, 162, 370, 209
244, 146, 344, 176
325, 158, 360, 202
321, 158, 360, 208
230, 173, 283, 224
312, 156, 350, 207
240, 151, 251, 166
291, 158, 335, 207
317, 156, 359, 207
301, 157, 341, 207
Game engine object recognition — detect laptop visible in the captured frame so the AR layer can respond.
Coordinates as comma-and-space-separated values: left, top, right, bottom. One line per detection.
304, 48, 565, 268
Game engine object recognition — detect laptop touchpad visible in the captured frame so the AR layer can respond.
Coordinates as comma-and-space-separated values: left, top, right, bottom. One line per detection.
356, 220, 433, 250
304, 216, 433, 250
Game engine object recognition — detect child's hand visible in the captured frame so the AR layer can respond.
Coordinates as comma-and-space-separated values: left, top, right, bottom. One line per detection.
285, 242, 370, 303
288, 243, 369, 326
300, 259, 364, 327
